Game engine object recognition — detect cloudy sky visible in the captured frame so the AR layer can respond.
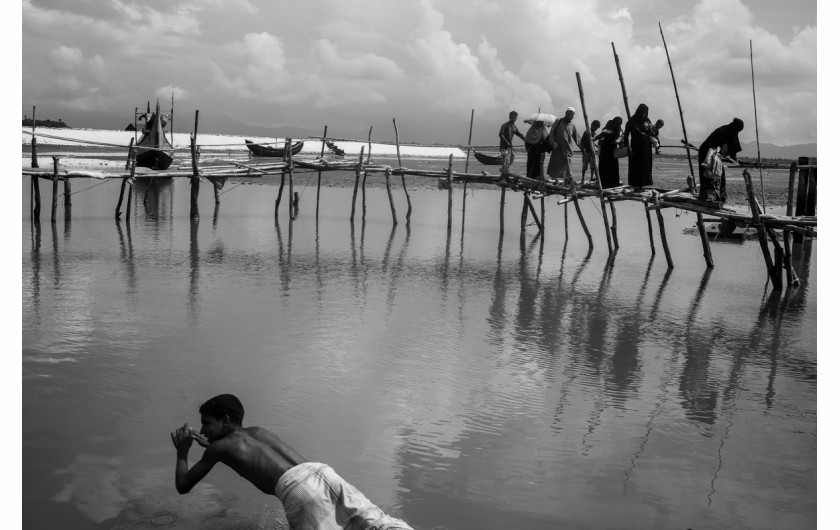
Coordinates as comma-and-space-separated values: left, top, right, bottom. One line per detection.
19, 0, 818, 148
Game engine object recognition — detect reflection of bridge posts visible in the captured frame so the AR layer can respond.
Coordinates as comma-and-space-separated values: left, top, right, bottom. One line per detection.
188, 219, 200, 325
30, 220, 42, 321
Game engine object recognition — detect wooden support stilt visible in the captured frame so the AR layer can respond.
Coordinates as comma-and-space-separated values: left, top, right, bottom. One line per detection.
744, 169, 782, 290
576, 72, 613, 253
645, 206, 656, 255
316, 125, 327, 218
446, 154, 455, 231
393, 118, 412, 222
31, 126, 41, 220
563, 201, 574, 241
30, 106, 39, 169
276, 171, 285, 217
572, 194, 593, 249
126, 173, 133, 219
384, 167, 398, 225
51, 156, 59, 223
189, 111, 200, 220
189, 136, 201, 219
608, 200, 619, 250
524, 194, 543, 232
31, 137, 39, 169
654, 205, 674, 269
115, 178, 127, 219
462, 109, 475, 231
520, 195, 528, 231
286, 138, 295, 220
540, 197, 546, 239
500, 186, 506, 234
351, 147, 365, 221
783, 161, 800, 286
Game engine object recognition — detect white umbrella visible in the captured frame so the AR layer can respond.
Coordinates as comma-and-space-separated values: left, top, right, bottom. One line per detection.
523, 112, 557, 125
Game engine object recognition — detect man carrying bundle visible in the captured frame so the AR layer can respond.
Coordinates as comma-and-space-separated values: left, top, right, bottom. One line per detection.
171, 394, 413, 530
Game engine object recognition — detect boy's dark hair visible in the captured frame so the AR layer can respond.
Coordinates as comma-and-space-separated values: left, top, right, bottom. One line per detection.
199, 394, 244, 426
591, 120, 601, 128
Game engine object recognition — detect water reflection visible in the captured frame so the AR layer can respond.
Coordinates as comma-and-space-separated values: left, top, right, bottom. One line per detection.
115, 220, 137, 300
29, 220, 42, 323
188, 219, 200, 325
680, 268, 718, 425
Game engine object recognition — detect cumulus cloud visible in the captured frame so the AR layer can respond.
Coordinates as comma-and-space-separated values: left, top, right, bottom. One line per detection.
22, 0, 816, 146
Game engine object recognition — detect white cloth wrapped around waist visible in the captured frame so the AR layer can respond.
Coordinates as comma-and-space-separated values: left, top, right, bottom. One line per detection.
275, 462, 413, 530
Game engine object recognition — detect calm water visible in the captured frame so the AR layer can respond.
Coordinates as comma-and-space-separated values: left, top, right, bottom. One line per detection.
22, 172, 816, 529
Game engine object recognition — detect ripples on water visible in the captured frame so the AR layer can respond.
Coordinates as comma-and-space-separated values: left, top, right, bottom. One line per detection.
22, 177, 816, 529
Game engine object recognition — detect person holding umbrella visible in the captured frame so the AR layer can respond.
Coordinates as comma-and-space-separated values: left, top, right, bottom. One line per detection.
499, 111, 526, 174
523, 112, 556, 180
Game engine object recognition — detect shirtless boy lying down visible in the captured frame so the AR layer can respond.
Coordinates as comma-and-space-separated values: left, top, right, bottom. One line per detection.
171, 394, 413, 530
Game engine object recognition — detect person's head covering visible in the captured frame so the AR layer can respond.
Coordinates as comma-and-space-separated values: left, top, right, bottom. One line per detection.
613, 116, 623, 126
525, 122, 546, 144
731, 118, 744, 132
591, 119, 601, 129
631, 104, 649, 122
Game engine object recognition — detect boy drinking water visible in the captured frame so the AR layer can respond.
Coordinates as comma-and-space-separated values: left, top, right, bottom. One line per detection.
171, 394, 413, 530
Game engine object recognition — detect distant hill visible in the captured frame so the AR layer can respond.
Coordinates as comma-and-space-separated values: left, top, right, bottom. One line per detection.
22, 117, 70, 128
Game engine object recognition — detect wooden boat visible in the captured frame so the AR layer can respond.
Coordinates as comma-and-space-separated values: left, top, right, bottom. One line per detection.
245, 140, 304, 157
135, 100, 174, 170
473, 151, 503, 165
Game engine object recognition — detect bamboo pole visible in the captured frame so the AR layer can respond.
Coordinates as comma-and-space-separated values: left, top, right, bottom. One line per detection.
51, 156, 59, 223
316, 126, 327, 218
743, 169, 782, 290
654, 204, 674, 269
520, 194, 528, 231
613, 41, 657, 256
286, 138, 296, 220
571, 193, 593, 249
750, 40, 767, 210
30, 106, 39, 169
384, 167, 398, 225
576, 72, 613, 253
126, 171, 133, 219
189, 110, 200, 219
351, 147, 365, 221
393, 118, 412, 222
659, 22, 713, 267
500, 187, 506, 234
115, 178, 128, 219
462, 108, 475, 230
783, 161, 800, 286
524, 194, 542, 232
447, 153, 454, 231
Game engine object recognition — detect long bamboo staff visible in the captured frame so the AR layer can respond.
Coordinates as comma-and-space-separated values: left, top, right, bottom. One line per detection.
316, 125, 327, 218
462, 108, 474, 232
576, 72, 614, 254
750, 40, 767, 210
612, 42, 656, 255
393, 118, 412, 222
659, 22, 714, 268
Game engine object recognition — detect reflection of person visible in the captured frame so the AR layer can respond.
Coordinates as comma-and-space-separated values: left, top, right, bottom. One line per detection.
624, 104, 655, 190
579, 120, 601, 183
172, 394, 413, 530
697, 118, 744, 203
595, 117, 623, 188
547, 107, 580, 184
499, 111, 526, 174
524, 120, 548, 180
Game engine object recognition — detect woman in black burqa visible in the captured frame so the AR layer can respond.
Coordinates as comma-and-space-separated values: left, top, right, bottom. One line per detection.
625, 104, 656, 190
595, 116, 623, 188
697, 118, 744, 203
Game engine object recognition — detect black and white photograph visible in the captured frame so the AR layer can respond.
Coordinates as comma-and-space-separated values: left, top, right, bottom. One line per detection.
18, 1, 826, 528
